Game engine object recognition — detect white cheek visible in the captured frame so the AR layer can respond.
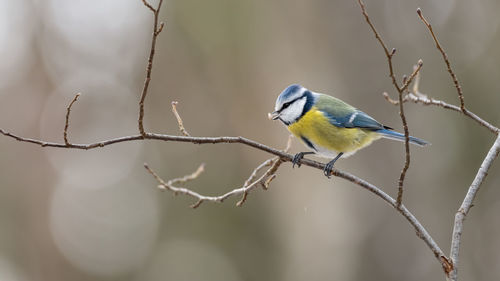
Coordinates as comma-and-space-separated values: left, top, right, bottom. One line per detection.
280, 98, 306, 124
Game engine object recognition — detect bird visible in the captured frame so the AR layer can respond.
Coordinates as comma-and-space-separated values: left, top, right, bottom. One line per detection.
269, 84, 429, 177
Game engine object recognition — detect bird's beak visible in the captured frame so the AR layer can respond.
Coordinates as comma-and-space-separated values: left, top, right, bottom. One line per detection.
268, 111, 280, 120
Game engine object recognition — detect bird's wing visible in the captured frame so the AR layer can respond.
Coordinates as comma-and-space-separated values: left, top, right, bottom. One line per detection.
315, 94, 386, 130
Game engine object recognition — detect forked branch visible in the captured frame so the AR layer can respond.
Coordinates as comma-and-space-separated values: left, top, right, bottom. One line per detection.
381, 6, 500, 281
144, 135, 292, 208
357, 0, 423, 209
382, 92, 499, 135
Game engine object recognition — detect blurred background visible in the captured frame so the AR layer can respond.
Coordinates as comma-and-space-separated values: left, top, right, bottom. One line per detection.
0, 0, 499, 280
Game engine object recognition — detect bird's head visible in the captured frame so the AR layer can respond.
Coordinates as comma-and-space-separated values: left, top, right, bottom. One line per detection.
269, 84, 314, 125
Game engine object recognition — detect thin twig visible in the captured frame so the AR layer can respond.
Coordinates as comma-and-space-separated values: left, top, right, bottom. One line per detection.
400, 60, 423, 93
242, 159, 273, 187
155, 22, 165, 36
240, 158, 275, 204
170, 163, 205, 185
396, 92, 410, 207
448, 135, 500, 280
382, 92, 404, 105
396, 61, 423, 207
144, 163, 208, 208
236, 158, 274, 206
411, 95, 498, 134
417, 8, 465, 112
63, 93, 81, 146
237, 158, 283, 206
138, 0, 164, 136
412, 65, 425, 98
171, 101, 190, 136
357, 0, 399, 90
141, 0, 155, 12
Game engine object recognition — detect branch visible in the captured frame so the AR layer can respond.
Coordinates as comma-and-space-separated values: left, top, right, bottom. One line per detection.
355, 0, 454, 271
145, 158, 277, 208
0, 124, 446, 265
417, 8, 465, 112
448, 135, 500, 280
374, 8, 500, 280
63, 93, 81, 146
144, 162, 207, 208
409, 96, 499, 134
381, 50, 498, 280
357, 0, 424, 209
138, 0, 164, 136
383, 93, 499, 135
144, 135, 292, 208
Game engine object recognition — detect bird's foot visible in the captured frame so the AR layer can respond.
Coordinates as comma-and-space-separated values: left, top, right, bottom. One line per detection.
292, 152, 313, 168
323, 162, 335, 178
292, 153, 305, 168
323, 152, 344, 178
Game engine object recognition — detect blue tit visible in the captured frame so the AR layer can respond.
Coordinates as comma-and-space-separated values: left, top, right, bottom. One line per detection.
269, 84, 429, 177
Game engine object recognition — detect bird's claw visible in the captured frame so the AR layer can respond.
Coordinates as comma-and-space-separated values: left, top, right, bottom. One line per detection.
323, 152, 343, 178
323, 162, 334, 178
292, 152, 305, 168
292, 153, 303, 168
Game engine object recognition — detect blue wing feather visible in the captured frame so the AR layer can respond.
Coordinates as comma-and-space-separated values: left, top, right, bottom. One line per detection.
323, 110, 385, 130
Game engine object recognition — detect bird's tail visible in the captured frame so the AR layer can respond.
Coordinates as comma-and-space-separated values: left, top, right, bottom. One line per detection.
376, 129, 430, 147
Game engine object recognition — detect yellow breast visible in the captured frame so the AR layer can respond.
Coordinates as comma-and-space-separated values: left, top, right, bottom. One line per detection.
287, 107, 380, 156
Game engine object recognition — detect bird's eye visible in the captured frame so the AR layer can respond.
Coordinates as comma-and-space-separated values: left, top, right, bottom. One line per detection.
282, 101, 291, 109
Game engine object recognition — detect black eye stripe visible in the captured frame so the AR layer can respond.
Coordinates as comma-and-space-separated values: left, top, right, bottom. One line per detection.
279, 95, 304, 112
